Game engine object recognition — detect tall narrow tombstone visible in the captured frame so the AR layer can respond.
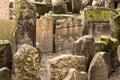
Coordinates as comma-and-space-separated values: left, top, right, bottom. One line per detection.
13, 44, 41, 80
11, 0, 36, 54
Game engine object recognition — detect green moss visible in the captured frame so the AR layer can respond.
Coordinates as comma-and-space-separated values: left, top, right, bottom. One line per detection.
86, 8, 113, 21
0, 40, 10, 44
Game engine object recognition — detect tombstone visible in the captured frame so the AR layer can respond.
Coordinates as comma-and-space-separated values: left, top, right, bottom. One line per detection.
0, 67, 11, 80
88, 52, 109, 80
110, 9, 120, 43
51, 0, 67, 14
0, 40, 12, 72
83, 7, 113, 40
63, 68, 88, 80
0, 0, 10, 19
117, 45, 120, 62
11, 0, 36, 54
36, 12, 53, 53
48, 54, 86, 80
13, 44, 41, 80
73, 35, 95, 71
54, 14, 83, 52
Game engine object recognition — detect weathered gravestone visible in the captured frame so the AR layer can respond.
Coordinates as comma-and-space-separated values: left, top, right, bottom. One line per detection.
13, 44, 41, 80
83, 7, 113, 40
0, 40, 12, 72
36, 12, 53, 53
11, 0, 36, 54
0, 67, 11, 80
88, 52, 109, 80
63, 68, 88, 80
48, 54, 86, 80
73, 35, 95, 71
110, 8, 120, 42
95, 36, 119, 70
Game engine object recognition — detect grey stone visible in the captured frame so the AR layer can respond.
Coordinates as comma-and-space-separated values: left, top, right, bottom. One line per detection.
13, 44, 41, 80
11, 0, 36, 54
48, 54, 86, 80
63, 68, 88, 80
73, 35, 95, 71
88, 52, 109, 80
0, 67, 11, 80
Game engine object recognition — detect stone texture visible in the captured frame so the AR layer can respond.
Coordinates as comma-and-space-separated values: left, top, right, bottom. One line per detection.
52, 0, 67, 14
117, 45, 120, 62
0, 0, 9, 19
48, 54, 86, 80
54, 14, 83, 52
73, 35, 95, 71
0, 20, 15, 40
11, 0, 36, 54
0, 67, 11, 80
95, 36, 119, 69
88, 52, 109, 80
0, 40, 12, 72
63, 68, 88, 80
13, 44, 41, 80
110, 9, 120, 42
36, 12, 53, 53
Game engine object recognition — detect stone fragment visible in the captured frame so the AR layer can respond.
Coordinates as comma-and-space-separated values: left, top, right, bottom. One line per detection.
0, 67, 11, 80
73, 35, 95, 71
0, 40, 12, 71
11, 0, 36, 54
48, 54, 86, 80
88, 52, 109, 80
63, 68, 88, 80
14, 44, 41, 80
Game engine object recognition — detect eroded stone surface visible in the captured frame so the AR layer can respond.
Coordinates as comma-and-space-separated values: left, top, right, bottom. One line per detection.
0, 67, 11, 80
11, 0, 36, 54
63, 68, 88, 80
14, 44, 41, 80
48, 54, 86, 80
73, 35, 95, 71
88, 52, 109, 80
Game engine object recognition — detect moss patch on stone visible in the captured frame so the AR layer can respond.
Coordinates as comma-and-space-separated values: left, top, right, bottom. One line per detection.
86, 7, 113, 21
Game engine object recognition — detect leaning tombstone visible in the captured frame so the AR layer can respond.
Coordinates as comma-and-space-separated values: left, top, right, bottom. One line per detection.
88, 52, 109, 80
13, 44, 41, 80
11, 0, 36, 54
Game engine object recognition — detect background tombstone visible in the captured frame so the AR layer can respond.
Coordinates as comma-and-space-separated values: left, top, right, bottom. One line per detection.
11, 0, 36, 54
0, 40, 12, 72
83, 7, 113, 40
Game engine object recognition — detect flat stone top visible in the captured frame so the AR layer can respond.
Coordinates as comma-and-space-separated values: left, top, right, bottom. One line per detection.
0, 40, 10, 44
85, 7, 114, 21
